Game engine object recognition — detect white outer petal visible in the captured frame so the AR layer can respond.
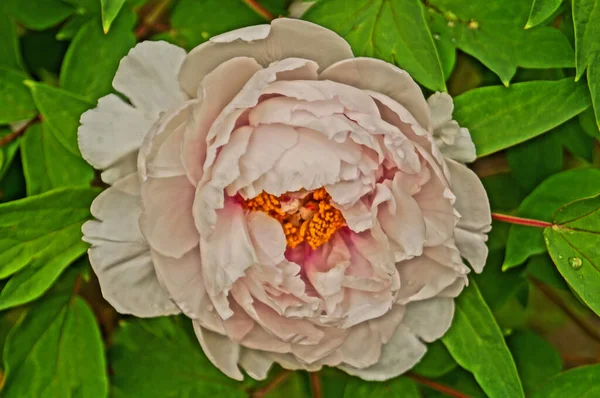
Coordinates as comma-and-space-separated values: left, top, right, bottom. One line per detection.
402, 297, 455, 342
193, 323, 243, 381
113, 41, 188, 119
447, 159, 492, 273
82, 173, 179, 317
239, 349, 274, 380
428, 92, 477, 163
78, 94, 153, 184
339, 324, 426, 381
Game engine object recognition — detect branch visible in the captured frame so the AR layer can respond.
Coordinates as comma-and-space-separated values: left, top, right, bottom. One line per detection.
408, 373, 472, 398
135, 0, 172, 40
0, 116, 40, 147
491, 213, 552, 228
242, 0, 275, 21
309, 372, 322, 398
251, 370, 291, 398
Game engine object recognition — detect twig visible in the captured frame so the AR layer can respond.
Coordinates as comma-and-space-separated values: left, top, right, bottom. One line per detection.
251, 370, 291, 398
135, 0, 172, 40
242, 0, 274, 21
491, 213, 553, 228
0, 116, 40, 147
408, 373, 472, 398
309, 372, 322, 398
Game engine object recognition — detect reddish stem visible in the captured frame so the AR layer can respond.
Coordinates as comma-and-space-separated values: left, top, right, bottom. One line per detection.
309, 372, 322, 398
242, 0, 275, 20
251, 370, 291, 398
408, 373, 471, 398
491, 213, 552, 228
0, 116, 40, 147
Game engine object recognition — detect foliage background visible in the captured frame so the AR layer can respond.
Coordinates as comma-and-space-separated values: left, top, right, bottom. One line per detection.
1, 0, 600, 397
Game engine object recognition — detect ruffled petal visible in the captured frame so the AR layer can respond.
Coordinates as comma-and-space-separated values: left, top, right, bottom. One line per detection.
412, 168, 456, 247
78, 94, 153, 184
402, 297, 454, 342
139, 175, 198, 258
447, 159, 491, 273
428, 92, 476, 163
200, 198, 257, 319
182, 57, 262, 184
150, 248, 215, 322
82, 174, 179, 317
138, 101, 198, 180
179, 18, 352, 97
438, 126, 477, 163
427, 92, 453, 130
396, 245, 469, 304
194, 58, 319, 237
239, 349, 273, 380
339, 324, 426, 381
193, 323, 243, 381
320, 57, 431, 131
247, 211, 287, 266
113, 41, 188, 119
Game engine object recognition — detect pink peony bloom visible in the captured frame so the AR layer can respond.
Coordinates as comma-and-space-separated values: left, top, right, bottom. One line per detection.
78, 18, 491, 381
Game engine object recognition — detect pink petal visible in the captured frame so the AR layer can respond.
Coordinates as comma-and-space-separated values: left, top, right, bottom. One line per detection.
179, 18, 352, 97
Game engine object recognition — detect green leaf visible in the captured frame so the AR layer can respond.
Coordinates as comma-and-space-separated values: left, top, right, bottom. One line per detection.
56, 14, 93, 41
507, 130, 563, 193
0, 68, 37, 124
526, 254, 569, 290
423, 367, 486, 398
544, 194, 600, 316
411, 340, 457, 378
427, 0, 575, 85
507, 330, 562, 395
0, 188, 98, 310
526, 0, 563, 29
171, 0, 272, 49
529, 364, 600, 398
0, 128, 20, 181
453, 78, 591, 157
26, 81, 93, 156
504, 168, 600, 270
442, 281, 524, 398
573, 0, 600, 80
61, 0, 101, 13
2, 0, 74, 30
554, 117, 595, 162
482, 173, 527, 212
109, 317, 247, 397
473, 250, 527, 312
0, 154, 26, 204
342, 377, 419, 398
21, 123, 94, 195
60, 8, 136, 102
1, 295, 108, 398
304, 0, 446, 91
579, 107, 600, 139
588, 59, 600, 131
101, 0, 127, 33
21, 29, 69, 79
0, 13, 24, 70
573, 0, 600, 128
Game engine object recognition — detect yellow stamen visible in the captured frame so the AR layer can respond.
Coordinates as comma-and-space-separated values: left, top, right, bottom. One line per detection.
243, 188, 346, 249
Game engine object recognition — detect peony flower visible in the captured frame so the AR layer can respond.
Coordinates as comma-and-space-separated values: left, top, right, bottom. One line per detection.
78, 18, 491, 381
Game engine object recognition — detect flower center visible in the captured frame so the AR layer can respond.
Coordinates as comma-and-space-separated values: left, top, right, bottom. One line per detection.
244, 188, 346, 249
